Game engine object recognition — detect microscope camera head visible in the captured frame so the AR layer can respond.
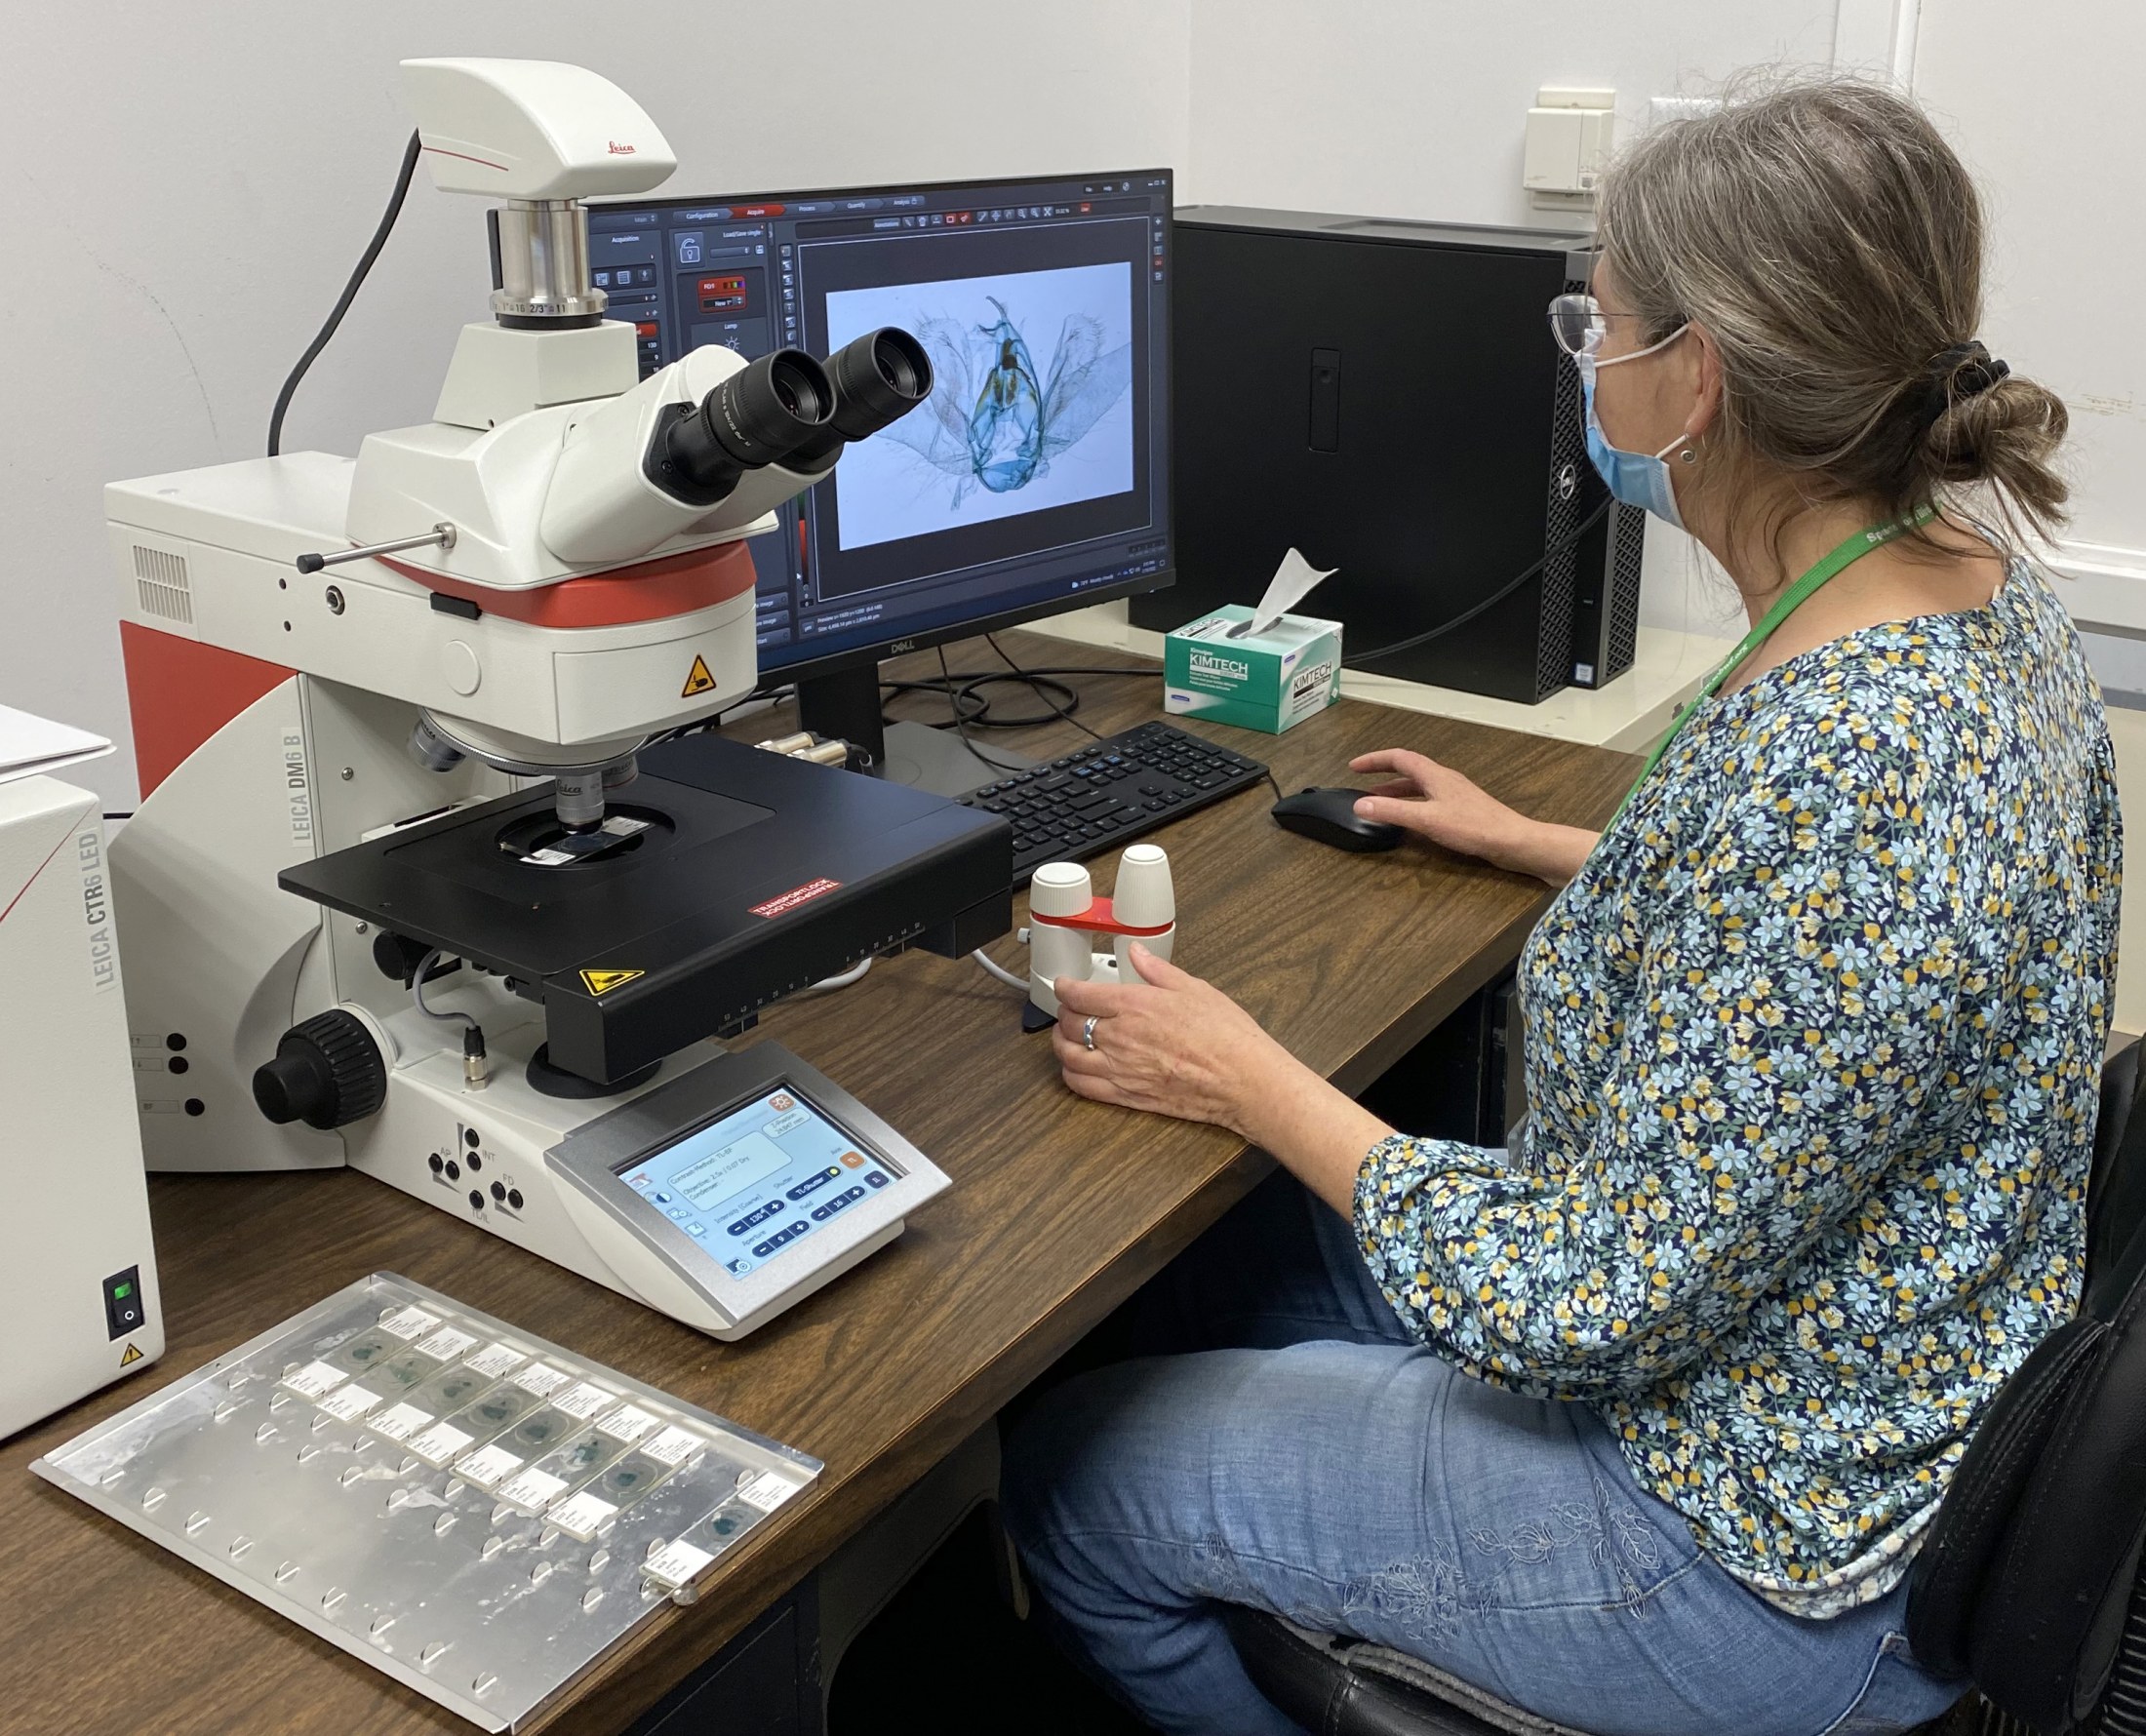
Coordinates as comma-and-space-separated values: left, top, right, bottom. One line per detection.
399, 59, 677, 202
400, 58, 675, 332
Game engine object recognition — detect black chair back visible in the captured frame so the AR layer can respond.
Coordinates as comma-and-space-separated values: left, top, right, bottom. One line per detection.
1907, 1040, 2146, 1735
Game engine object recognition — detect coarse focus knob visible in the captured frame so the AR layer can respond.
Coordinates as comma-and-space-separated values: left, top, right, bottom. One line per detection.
253, 1009, 387, 1130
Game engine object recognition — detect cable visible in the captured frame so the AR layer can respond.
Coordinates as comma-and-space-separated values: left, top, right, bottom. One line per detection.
1344, 497, 1615, 670
934, 647, 1031, 773
974, 949, 1029, 990
267, 130, 423, 457
882, 655, 1152, 736
983, 634, 1110, 743
412, 948, 475, 1027
796, 957, 874, 996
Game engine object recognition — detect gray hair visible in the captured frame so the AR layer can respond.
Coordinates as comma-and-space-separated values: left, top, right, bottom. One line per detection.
1596, 76, 2067, 545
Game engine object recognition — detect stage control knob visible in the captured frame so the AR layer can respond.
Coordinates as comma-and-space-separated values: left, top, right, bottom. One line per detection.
253, 1009, 386, 1130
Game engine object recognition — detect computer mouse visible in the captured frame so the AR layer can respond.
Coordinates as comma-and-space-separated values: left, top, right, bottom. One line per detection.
1269, 787, 1408, 852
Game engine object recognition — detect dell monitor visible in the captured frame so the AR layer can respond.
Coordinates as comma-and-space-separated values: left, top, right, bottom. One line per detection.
585, 169, 1176, 792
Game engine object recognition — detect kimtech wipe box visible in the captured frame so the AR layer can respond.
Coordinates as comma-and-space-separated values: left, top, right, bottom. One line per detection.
1164, 605, 1343, 734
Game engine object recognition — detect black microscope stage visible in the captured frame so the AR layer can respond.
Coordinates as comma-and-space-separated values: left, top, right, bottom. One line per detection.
280, 736, 1013, 1085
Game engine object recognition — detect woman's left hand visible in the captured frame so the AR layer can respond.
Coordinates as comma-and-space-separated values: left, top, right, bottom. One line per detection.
1051, 945, 1296, 1135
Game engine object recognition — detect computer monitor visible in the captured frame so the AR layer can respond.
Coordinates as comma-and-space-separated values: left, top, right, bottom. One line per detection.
585, 169, 1176, 791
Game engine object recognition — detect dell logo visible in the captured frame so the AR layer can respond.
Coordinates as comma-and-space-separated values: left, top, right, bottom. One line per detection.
889, 637, 918, 655
608, 140, 638, 155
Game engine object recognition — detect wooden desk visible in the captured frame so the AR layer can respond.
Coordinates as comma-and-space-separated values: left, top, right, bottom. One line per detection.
1, 631, 1635, 1736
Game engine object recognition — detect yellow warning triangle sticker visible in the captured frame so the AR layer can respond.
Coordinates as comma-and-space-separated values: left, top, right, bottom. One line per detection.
681, 654, 717, 697
119, 1343, 143, 1366
580, 967, 645, 996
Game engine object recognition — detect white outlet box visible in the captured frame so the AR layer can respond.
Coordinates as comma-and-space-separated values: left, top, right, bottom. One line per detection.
1525, 87, 1615, 209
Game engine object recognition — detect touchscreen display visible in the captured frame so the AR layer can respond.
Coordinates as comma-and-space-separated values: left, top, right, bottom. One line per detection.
616, 1086, 898, 1281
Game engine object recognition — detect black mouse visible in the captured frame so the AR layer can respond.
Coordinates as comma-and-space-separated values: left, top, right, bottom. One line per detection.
1269, 787, 1408, 852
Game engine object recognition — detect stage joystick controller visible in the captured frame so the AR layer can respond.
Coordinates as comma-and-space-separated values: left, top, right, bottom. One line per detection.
253, 1009, 388, 1130
1023, 845, 1177, 1032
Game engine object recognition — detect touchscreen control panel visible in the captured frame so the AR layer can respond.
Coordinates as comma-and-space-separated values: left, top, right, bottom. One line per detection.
618, 1087, 901, 1281
547, 1043, 949, 1340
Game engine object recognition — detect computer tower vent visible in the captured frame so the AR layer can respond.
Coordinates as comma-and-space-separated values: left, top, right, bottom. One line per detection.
1607, 504, 1645, 678
1539, 331, 1593, 699
132, 544, 192, 624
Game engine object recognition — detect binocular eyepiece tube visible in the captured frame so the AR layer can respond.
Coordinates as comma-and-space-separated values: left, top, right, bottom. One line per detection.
643, 329, 934, 506
783, 328, 934, 470
645, 348, 835, 506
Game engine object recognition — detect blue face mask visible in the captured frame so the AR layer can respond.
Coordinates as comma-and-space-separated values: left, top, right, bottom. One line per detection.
1577, 325, 1692, 530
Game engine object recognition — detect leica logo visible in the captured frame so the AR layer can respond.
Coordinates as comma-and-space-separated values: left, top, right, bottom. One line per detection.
608, 140, 637, 155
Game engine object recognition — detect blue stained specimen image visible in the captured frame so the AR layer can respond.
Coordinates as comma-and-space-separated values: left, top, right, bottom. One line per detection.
967, 299, 1050, 493
823, 262, 1135, 549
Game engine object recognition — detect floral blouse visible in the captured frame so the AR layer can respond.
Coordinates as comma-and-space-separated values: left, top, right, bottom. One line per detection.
1355, 560, 2121, 1614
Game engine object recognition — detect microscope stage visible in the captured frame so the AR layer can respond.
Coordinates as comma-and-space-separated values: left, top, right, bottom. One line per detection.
280, 736, 1012, 1085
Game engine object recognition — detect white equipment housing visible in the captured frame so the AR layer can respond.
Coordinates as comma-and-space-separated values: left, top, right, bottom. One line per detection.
99, 58, 937, 1340
2, 758, 164, 1435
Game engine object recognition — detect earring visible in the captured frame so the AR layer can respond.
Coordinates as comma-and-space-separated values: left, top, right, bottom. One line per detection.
1679, 447, 1698, 464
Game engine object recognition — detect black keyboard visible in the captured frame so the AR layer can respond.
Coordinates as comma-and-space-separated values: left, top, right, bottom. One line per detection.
959, 720, 1269, 885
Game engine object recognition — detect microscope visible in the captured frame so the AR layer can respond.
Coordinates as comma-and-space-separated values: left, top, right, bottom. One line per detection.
104, 59, 1010, 1338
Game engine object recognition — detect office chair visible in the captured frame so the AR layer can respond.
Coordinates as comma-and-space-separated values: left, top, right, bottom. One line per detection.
1226, 1038, 2146, 1736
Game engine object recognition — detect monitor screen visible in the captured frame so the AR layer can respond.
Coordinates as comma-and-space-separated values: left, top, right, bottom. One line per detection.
585, 171, 1173, 678
615, 1085, 900, 1282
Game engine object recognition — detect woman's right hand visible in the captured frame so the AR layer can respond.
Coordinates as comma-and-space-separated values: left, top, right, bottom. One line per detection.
1348, 749, 1598, 885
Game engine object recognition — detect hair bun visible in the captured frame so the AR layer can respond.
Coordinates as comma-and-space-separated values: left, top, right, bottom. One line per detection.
1925, 373, 2069, 524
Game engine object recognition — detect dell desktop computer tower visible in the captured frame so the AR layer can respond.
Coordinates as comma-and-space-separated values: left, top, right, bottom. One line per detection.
1137, 208, 1645, 703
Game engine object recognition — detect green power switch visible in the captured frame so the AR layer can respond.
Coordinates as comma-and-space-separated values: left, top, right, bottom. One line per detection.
102, 1266, 145, 1340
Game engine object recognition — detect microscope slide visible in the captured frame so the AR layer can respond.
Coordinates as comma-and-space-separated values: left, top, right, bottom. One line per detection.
823, 260, 1134, 550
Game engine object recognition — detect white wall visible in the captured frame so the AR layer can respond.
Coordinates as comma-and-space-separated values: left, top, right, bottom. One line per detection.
1910, 1, 2146, 692
1184, 0, 1841, 230
0, 0, 1192, 808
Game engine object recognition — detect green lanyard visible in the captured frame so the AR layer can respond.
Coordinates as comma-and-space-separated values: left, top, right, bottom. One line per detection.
1611, 504, 1936, 826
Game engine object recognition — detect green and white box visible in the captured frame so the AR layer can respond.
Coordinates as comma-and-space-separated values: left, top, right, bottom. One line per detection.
1164, 605, 1343, 735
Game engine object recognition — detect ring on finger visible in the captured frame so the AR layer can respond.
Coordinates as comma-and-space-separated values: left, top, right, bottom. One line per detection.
1082, 1015, 1099, 1051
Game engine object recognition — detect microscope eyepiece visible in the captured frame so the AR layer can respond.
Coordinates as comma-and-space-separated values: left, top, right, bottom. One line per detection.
786, 328, 934, 469
645, 348, 835, 506
832, 329, 932, 435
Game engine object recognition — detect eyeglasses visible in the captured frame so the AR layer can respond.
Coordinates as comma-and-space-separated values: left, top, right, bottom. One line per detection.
1547, 292, 1672, 359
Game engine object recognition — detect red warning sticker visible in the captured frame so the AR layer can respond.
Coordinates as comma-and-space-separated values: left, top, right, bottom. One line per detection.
749, 878, 842, 919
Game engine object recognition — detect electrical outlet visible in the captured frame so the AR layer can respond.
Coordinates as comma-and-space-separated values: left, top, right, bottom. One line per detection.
1526, 86, 1615, 210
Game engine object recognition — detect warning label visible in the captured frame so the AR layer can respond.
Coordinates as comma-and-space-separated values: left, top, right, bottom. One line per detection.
749, 878, 842, 919
580, 967, 645, 996
119, 1343, 142, 1366
681, 654, 718, 697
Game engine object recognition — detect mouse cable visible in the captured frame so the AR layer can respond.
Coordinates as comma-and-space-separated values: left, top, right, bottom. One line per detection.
1343, 496, 1615, 670
267, 130, 422, 457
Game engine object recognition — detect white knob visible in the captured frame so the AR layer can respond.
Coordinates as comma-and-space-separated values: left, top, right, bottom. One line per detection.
1111, 844, 1174, 931
1028, 861, 1093, 920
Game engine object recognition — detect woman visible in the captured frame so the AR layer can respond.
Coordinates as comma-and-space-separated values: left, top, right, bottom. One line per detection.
1001, 78, 2119, 1736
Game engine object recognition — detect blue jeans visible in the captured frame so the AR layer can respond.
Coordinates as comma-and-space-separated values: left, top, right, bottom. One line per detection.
1001, 1171, 1966, 1735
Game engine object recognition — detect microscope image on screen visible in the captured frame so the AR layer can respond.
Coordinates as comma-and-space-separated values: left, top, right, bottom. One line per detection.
824, 261, 1134, 547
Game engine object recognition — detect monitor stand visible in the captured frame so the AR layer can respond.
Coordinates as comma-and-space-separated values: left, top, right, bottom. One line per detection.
792, 664, 1035, 800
